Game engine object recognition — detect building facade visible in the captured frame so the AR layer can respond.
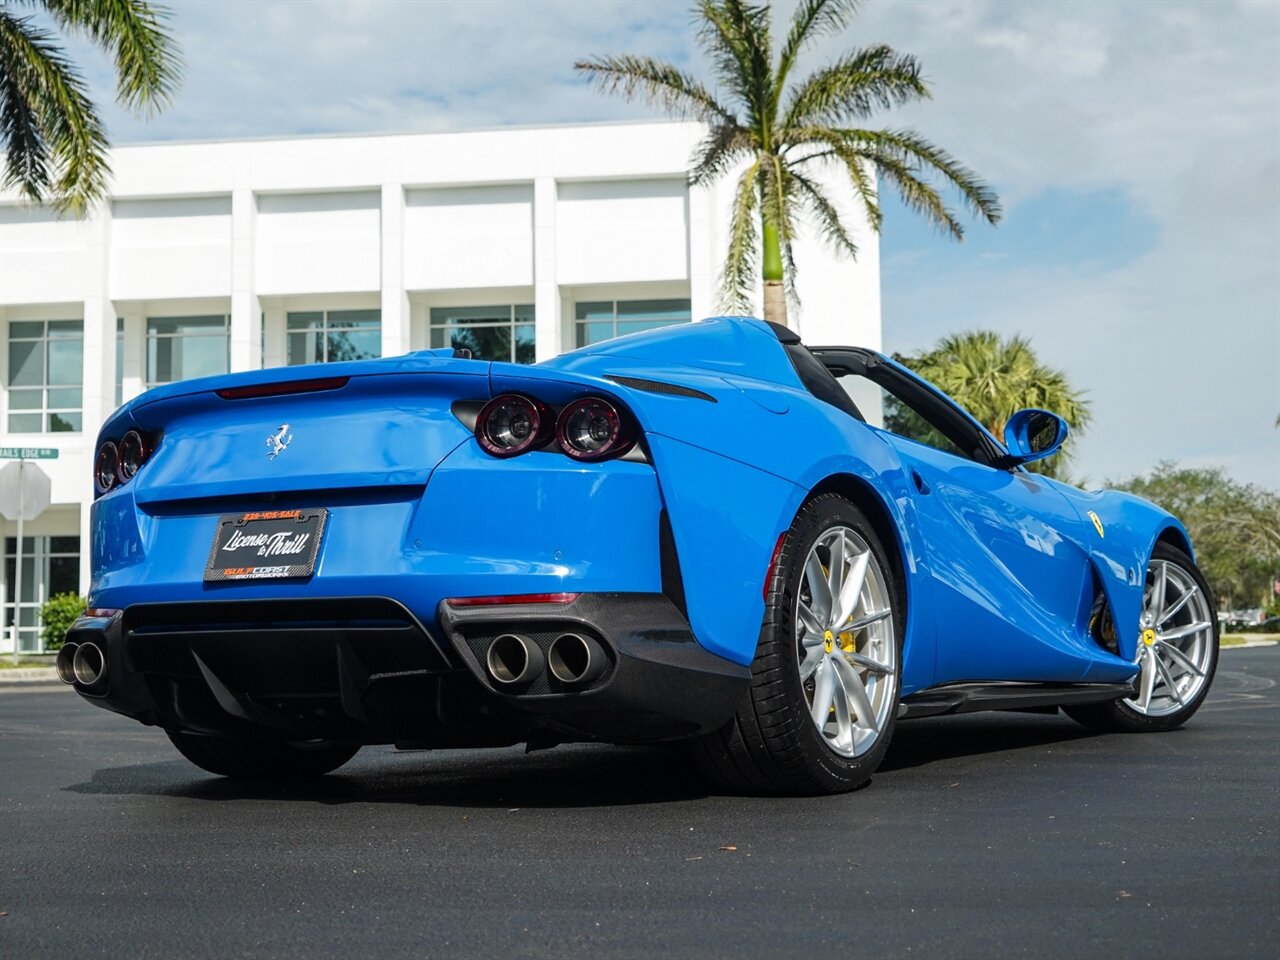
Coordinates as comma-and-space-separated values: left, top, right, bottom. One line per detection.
0, 120, 882, 653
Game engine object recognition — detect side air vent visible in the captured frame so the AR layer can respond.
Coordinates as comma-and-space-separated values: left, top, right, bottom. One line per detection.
604, 375, 717, 403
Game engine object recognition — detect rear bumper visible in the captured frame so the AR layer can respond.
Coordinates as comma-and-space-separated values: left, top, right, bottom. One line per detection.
65, 592, 748, 744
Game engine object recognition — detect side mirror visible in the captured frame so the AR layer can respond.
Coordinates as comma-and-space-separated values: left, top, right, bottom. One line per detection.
1002, 408, 1068, 465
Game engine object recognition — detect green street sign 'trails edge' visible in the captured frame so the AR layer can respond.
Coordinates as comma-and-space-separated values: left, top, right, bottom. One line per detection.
0, 447, 60, 460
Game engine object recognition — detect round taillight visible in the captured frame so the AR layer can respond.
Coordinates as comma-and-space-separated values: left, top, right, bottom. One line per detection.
117, 431, 147, 482
94, 442, 119, 493
475, 394, 552, 458
556, 397, 634, 461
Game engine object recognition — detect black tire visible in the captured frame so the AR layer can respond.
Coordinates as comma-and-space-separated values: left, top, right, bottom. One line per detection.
1065, 542, 1219, 733
689, 493, 904, 795
166, 731, 360, 779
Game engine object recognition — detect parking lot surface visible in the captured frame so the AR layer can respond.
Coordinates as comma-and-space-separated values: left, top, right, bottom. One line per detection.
2, 647, 1276, 959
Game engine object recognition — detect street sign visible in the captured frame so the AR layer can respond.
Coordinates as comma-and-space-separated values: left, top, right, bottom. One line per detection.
0, 447, 59, 460
0, 460, 51, 522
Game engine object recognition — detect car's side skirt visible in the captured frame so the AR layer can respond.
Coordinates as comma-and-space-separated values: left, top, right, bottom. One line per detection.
899, 681, 1137, 719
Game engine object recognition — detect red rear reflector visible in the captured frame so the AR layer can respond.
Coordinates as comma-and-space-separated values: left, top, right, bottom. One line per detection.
217, 377, 349, 400
446, 593, 580, 607
763, 532, 787, 602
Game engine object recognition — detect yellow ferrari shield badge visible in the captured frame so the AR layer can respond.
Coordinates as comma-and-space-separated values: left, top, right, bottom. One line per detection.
1087, 511, 1105, 538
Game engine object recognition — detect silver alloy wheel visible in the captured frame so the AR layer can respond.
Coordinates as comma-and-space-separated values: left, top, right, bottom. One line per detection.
795, 525, 897, 758
1127, 557, 1215, 717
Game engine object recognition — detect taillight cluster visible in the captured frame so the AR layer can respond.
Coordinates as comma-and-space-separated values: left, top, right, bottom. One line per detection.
94, 430, 155, 494
475, 394, 636, 462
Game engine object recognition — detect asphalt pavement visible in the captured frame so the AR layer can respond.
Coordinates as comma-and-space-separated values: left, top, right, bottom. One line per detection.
2, 648, 1276, 960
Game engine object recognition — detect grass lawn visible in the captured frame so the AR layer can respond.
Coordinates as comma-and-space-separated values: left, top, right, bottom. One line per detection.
0, 658, 53, 669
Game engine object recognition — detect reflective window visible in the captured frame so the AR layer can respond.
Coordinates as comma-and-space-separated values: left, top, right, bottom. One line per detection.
287, 309, 381, 365
574, 299, 691, 348
4, 535, 80, 654
429, 305, 535, 363
115, 317, 123, 408
146, 315, 229, 387
6, 319, 83, 432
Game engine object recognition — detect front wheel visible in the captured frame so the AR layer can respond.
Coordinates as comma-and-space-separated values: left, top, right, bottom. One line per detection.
167, 731, 360, 779
690, 494, 903, 795
1065, 542, 1218, 733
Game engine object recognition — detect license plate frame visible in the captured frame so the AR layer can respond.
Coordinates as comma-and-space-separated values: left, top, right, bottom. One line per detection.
203, 509, 327, 582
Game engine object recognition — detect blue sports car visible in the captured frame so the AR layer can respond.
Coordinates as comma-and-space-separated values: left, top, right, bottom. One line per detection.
62, 317, 1218, 794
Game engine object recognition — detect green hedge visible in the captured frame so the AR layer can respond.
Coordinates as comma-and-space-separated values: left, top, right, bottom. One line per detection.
40, 593, 87, 651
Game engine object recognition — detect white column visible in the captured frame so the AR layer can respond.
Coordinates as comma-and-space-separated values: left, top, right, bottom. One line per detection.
121, 312, 144, 401
229, 188, 260, 372
262, 307, 287, 369
380, 182, 410, 359
79, 201, 114, 593
533, 176, 561, 361
688, 182, 716, 321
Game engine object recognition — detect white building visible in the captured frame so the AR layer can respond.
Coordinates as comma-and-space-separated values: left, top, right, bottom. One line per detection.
0, 119, 882, 653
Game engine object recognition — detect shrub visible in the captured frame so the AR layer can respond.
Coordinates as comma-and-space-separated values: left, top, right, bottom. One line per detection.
41, 593, 87, 651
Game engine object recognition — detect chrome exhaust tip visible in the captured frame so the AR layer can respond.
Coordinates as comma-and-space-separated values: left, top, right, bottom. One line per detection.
56, 643, 80, 684
71, 641, 106, 686
485, 634, 545, 687
548, 633, 607, 688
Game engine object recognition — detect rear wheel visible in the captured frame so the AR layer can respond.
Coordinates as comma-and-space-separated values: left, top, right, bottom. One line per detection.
1065, 542, 1218, 733
166, 731, 360, 779
690, 494, 903, 794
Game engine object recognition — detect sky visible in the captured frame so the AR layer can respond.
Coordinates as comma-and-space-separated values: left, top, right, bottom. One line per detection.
61, 0, 1280, 490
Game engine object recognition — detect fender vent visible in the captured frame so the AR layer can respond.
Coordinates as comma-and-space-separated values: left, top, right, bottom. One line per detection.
604, 375, 716, 403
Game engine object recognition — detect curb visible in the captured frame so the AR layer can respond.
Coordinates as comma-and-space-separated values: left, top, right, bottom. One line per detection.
0, 667, 60, 684
1223, 637, 1278, 649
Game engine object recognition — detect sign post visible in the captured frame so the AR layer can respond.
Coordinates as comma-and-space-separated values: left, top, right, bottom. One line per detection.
0, 449, 57, 663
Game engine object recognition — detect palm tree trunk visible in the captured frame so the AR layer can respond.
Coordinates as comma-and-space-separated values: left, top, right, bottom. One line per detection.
761, 220, 788, 327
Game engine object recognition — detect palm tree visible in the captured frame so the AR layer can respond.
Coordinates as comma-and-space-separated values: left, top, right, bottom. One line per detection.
892, 330, 1092, 478
0, 0, 180, 213
575, 0, 1000, 328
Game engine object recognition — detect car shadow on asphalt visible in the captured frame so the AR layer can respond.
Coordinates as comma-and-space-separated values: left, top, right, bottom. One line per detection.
64, 742, 717, 808
63, 713, 1102, 807
879, 712, 1100, 773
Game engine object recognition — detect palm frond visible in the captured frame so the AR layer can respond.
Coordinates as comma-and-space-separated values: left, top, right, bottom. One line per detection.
775, 0, 862, 90
688, 120, 752, 186
39, 0, 181, 114
0, 9, 108, 211
847, 127, 1002, 224
574, 53, 735, 123
786, 126, 884, 231
718, 158, 761, 313
782, 45, 928, 130
697, 0, 773, 136
789, 167, 858, 259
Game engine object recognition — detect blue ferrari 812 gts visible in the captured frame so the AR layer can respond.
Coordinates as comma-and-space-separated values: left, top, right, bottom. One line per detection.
62, 317, 1218, 794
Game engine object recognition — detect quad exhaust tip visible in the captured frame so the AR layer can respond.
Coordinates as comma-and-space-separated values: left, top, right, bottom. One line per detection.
485, 634, 545, 687
71, 641, 106, 686
56, 642, 79, 684
548, 633, 607, 688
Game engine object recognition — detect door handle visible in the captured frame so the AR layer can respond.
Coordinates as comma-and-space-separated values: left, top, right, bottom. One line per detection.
911, 470, 930, 495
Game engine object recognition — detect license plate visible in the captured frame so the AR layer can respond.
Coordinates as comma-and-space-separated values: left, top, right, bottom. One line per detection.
204, 509, 327, 582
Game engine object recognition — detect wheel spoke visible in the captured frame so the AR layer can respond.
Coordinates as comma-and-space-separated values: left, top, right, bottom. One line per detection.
827, 533, 846, 621
833, 656, 879, 733
833, 549, 871, 630
831, 664, 854, 748
810, 659, 836, 728
1154, 654, 1183, 705
842, 649, 894, 675
798, 601, 825, 638
1156, 639, 1205, 678
1159, 620, 1212, 642
1157, 583, 1199, 626
846, 608, 891, 633
799, 644, 824, 681
1148, 561, 1167, 619
805, 553, 834, 624
1137, 648, 1156, 712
